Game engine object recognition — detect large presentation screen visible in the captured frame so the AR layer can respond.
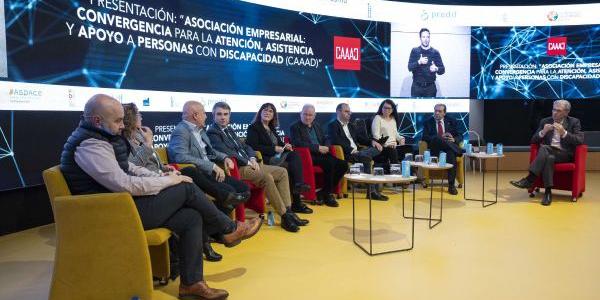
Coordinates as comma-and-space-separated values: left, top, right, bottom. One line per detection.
471, 25, 600, 100
0, 0, 390, 112
391, 24, 471, 98
0, 0, 392, 191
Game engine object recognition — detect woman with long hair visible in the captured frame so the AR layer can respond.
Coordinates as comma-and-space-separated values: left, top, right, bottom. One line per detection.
246, 103, 313, 214
371, 99, 406, 172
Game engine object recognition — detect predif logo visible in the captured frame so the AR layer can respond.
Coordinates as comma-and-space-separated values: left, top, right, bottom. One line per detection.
547, 37, 567, 56
334, 36, 361, 71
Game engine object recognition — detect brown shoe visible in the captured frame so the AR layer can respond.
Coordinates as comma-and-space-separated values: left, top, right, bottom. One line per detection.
222, 218, 262, 247
179, 281, 228, 300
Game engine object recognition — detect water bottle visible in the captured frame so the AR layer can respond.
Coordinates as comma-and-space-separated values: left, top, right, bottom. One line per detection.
486, 143, 493, 155
465, 143, 472, 155
439, 152, 447, 167
497, 143, 503, 156
401, 160, 410, 178
424, 150, 431, 164
267, 211, 275, 226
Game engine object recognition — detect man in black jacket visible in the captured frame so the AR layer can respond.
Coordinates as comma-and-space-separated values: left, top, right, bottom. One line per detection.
328, 103, 387, 200
207, 102, 308, 232
422, 103, 463, 195
408, 28, 445, 97
510, 100, 584, 205
290, 104, 348, 207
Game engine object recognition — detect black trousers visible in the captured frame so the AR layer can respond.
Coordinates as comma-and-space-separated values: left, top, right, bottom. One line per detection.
311, 153, 348, 195
349, 147, 382, 194
180, 167, 249, 213
133, 183, 236, 285
411, 82, 437, 97
428, 137, 459, 186
373, 146, 399, 173
529, 145, 572, 188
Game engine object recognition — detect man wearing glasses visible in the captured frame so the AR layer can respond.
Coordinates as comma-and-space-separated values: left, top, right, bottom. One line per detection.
510, 100, 584, 206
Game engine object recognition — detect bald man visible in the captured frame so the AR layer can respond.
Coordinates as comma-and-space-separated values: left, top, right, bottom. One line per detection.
168, 100, 251, 215
60, 94, 261, 299
290, 104, 348, 207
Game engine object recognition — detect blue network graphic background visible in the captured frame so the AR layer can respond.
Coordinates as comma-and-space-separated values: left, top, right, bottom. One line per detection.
471, 25, 600, 100
2, 0, 390, 97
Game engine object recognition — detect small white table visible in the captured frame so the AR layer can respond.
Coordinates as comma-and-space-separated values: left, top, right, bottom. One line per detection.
463, 152, 505, 207
409, 162, 454, 229
344, 174, 418, 256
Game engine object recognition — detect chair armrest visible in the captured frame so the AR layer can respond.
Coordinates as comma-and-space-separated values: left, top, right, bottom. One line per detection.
294, 146, 316, 178
529, 144, 540, 163
255, 151, 264, 165
418, 141, 427, 155
55, 192, 133, 203
574, 145, 588, 172
227, 157, 241, 179
331, 145, 345, 161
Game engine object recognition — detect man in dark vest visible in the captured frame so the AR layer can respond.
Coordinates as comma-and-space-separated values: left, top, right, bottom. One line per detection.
60, 94, 262, 300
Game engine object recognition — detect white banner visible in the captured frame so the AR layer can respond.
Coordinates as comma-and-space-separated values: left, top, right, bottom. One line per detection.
244, 0, 600, 26
0, 81, 469, 113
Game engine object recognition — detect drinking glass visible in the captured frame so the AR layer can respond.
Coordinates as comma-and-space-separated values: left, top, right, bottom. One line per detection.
430, 156, 438, 165
373, 167, 384, 176
415, 155, 424, 163
390, 164, 402, 175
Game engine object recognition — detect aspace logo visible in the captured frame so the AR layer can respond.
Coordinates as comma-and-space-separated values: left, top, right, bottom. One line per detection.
9, 88, 42, 97
333, 36, 361, 71
143, 97, 150, 106
547, 37, 567, 56
7, 87, 43, 104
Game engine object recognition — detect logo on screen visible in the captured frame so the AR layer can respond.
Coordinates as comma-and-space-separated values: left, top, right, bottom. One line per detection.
547, 11, 559, 21
334, 36, 361, 71
547, 37, 567, 56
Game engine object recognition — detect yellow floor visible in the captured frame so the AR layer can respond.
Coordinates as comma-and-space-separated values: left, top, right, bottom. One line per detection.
1, 171, 600, 300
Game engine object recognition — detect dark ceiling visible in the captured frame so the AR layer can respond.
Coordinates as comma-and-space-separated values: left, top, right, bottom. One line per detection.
387, 0, 599, 5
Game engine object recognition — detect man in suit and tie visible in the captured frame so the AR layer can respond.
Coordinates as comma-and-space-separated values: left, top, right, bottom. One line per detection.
168, 101, 251, 214
422, 103, 463, 195
328, 103, 387, 200
510, 100, 584, 206
290, 104, 348, 207
207, 102, 308, 233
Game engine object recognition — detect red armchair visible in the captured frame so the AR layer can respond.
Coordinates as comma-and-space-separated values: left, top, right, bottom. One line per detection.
227, 157, 266, 221
293, 146, 342, 202
528, 144, 587, 202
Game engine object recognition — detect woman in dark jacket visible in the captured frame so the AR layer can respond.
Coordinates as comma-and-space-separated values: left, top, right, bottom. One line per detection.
246, 103, 312, 214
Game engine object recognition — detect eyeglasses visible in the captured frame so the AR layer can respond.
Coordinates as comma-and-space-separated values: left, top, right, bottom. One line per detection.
383, 106, 393, 110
